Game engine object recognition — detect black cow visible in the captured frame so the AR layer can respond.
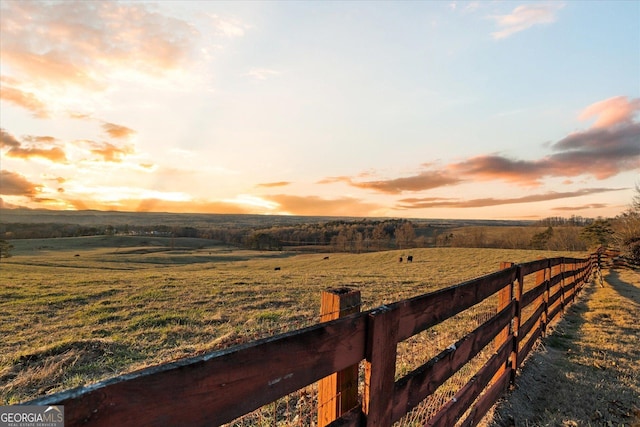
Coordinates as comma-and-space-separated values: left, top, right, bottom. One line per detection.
407, 255, 413, 263
399, 257, 403, 263
274, 267, 281, 271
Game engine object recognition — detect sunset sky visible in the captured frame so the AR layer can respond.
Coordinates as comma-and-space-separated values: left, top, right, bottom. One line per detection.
1, 1, 639, 220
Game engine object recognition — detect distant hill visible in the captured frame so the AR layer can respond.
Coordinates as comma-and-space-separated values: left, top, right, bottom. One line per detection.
0, 207, 533, 228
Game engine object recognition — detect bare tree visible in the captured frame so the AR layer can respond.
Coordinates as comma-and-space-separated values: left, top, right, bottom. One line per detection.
613, 184, 640, 262
395, 222, 416, 249
372, 223, 389, 250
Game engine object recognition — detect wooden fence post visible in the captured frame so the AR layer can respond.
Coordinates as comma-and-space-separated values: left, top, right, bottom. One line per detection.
318, 288, 361, 427
510, 265, 523, 384
363, 305, 398, 427
560, 258, 566, 313
493, 262, 514, 384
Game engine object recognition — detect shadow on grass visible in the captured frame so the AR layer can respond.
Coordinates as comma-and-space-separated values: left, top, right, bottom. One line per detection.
605, 268, 640, 307
487, 274, 640, 426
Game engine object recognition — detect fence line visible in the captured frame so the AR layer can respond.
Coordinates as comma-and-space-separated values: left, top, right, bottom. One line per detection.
28, 252, 607, 426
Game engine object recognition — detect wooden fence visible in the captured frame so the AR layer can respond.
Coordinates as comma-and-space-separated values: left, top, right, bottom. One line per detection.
29, 253, 602, 426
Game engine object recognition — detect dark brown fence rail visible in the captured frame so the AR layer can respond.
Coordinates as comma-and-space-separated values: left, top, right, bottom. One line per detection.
29, 252, 605, 426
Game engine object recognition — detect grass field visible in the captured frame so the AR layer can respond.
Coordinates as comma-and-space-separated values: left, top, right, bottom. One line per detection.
1, 236, 590, 406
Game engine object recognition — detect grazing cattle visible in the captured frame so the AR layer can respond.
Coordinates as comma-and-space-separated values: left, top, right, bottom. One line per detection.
399, 257, 403, 263
274, 267, 281, 271
74, 254, 80, 257
323, 256, 329, 260
407, 255, 413, 263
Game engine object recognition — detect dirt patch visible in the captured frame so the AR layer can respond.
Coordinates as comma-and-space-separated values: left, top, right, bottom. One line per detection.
483, 267, 640, 427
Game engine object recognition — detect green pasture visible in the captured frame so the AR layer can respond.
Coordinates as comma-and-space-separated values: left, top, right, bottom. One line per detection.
0, 236, 589, 404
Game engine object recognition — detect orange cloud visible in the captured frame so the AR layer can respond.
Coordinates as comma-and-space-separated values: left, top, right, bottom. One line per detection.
0, 81, 50, 118
579, 96, 640, 129
256, 181, 291, 188
0, 170, 42, 196
89, 142, 135, 162
1, 49, 105, 91
0, 1, 199, 111
102, 122, 136, 139
1, 128, 67, 162
6, 146, 67, 162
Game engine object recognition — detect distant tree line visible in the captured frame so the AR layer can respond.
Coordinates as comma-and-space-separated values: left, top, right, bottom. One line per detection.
533, 215, 593, 227
243, 219, 421, 252
3, 205, 639, 260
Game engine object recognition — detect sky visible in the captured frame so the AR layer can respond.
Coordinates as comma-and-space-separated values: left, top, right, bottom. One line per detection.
0, 0, 639, 220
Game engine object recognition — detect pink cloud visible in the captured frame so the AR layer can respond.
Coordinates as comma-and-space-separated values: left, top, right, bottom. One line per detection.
578, 96, 640, 129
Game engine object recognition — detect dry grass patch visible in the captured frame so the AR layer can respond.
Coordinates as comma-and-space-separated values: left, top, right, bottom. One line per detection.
484, 267, 640, 427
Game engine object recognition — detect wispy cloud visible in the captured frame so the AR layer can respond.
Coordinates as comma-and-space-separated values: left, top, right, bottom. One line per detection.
243, 68, 281, 81
552, 203, 609, 212
208, 14, 250, 38
450, 1, 481, 13
396, 188, 624, 209
319, 172, 461, 194
491, 3, 564, 39
0, 79, 50, 118
256, 181, 291, 188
